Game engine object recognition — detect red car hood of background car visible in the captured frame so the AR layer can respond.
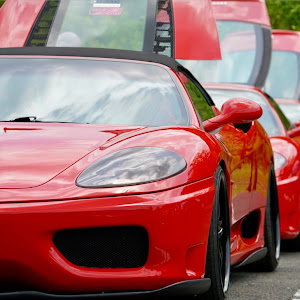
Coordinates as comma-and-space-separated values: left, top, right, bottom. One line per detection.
0, 123, 144, 189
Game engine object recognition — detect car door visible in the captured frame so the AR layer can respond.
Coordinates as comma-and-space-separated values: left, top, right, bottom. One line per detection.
179, 71, 256, 227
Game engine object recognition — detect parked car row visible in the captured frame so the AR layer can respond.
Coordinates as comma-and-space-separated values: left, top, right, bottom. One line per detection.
0, 0, 299, 299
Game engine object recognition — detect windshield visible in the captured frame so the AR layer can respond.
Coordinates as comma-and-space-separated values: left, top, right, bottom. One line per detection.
0, 58, 188, 126
46, 0, 149, 50
278, 102, 300, 123
178, 20, 268, 87
206, 88, 285, 137
263, 51, 300, 100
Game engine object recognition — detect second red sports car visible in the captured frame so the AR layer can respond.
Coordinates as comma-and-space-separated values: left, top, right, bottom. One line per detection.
206, 83, 300, 251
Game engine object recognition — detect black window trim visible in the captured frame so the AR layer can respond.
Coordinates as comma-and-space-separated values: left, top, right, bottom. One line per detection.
178, 66, 216, 107
177, 66, 216, 128
46, 0, 70, 46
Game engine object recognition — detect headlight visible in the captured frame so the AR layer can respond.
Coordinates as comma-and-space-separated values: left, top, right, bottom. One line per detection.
76, 147, 186, 188
274, 152, 287, 170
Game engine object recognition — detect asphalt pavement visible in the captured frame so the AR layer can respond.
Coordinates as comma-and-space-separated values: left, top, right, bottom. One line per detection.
227, 249, 300, 300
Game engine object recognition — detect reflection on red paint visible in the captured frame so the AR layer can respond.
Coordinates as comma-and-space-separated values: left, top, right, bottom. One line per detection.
3, 127, 41, 133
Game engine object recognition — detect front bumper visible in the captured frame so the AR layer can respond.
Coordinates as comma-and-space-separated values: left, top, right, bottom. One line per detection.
0, 177, 215, 296
0, 279, 211, 298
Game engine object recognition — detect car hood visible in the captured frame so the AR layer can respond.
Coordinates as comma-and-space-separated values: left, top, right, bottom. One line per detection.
0, 123, 144, 189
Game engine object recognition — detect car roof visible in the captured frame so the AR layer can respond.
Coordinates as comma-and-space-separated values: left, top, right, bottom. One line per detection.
272, 30, 300, 53
275, 98, 300, 105
203, 82, 264, 94
0, 47, 183, 71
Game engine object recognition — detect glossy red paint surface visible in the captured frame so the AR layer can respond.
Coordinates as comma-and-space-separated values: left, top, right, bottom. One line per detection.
0, 54, 273, 294
0, 179, 214, 292
288, 126, 300, 139
173, 0, 221, 60
272, 30, 300, 53
203, 98, 262, 132
204, 83, 300, 241
216, 120, 270, 265
211, 0, 271, 26
0, 0, 45, 47
270, 137, 300, 239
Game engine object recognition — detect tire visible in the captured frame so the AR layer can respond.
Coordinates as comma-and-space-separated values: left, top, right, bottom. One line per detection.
201, 166, 230, 300
257, 162, 280, 271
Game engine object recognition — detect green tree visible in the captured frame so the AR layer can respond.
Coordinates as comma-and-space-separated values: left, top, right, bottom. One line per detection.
266, 0, 300, 31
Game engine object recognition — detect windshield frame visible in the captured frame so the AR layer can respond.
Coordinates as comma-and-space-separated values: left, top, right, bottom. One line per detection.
0, 55, 191, 127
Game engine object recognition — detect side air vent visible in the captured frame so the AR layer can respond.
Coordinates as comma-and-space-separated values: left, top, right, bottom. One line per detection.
153, 0, 174, 57
25, 0, 60, 47
53, 226, 149, 269
234, 122, 252, 133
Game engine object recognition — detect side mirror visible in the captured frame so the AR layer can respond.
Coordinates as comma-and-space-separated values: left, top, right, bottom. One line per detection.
203, 98, 263, 132
288, 126, 300, 138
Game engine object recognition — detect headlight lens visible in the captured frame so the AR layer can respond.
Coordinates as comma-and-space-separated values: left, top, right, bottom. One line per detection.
76, 147, 186, 188
274, 152, 287, 170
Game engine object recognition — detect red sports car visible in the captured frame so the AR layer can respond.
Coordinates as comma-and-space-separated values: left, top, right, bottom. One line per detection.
0, 47, 279, 299
262, 30, 300, 124
179, 0, 272, 88
206, 83, 300, 250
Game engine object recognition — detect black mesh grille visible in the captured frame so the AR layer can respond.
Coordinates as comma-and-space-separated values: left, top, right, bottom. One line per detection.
153, 0, 174, 57
25, 0, 60, 47
53, 226, 149, 269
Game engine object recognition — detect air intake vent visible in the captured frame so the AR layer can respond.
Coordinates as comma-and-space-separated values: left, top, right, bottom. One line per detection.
153, 0, 174, 57
25, 0, 60, 47
53, 226, 149, 269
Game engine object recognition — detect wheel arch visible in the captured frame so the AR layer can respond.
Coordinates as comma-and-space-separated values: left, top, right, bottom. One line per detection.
269, 162, 280, 225
218, 160, 231, 227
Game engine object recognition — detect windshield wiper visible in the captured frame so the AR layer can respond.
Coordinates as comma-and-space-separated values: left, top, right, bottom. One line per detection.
7, 116, 37, 122
1, 117, 89, 124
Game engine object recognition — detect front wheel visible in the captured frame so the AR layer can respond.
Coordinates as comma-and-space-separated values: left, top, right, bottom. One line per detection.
201, 167, 230, 300
257, 163, 280, 271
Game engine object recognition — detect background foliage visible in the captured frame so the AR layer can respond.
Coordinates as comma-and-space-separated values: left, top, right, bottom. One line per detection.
266, 0, 300, 31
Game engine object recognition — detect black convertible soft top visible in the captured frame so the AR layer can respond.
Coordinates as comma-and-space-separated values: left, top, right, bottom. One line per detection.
0, 47, 182, 71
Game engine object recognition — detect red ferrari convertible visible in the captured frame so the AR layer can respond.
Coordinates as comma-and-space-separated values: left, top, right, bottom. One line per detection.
206, 83, 300, 251
0, 47, 279, 299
